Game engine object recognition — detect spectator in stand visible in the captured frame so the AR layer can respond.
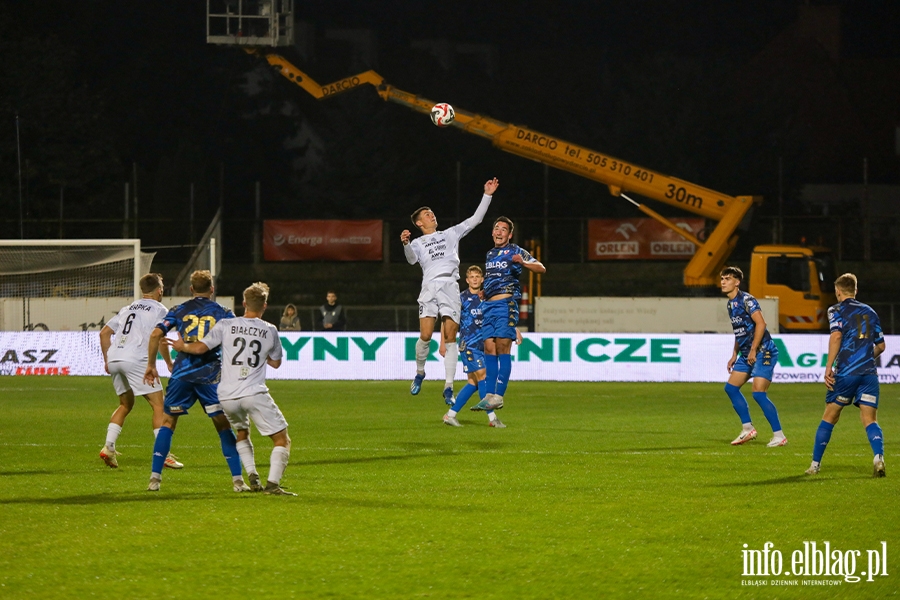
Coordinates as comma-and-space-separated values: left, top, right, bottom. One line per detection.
280, 303, 301, 331
318, 290, 347, 331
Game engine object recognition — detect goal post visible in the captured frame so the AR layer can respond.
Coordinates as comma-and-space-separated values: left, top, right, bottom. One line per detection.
0, 240, 155, 331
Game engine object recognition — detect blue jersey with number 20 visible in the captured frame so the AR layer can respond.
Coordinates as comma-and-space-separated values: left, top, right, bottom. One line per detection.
157, 297, 234, 384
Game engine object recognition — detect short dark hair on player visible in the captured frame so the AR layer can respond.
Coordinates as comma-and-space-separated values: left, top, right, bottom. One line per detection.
720, 266, 743, 282
139, 273, 163, 294
190, 270, 213, 294
466, 265, 483, 275
410, 207, 431, 227
493, 216, 514, 234
834, 273, 857, 295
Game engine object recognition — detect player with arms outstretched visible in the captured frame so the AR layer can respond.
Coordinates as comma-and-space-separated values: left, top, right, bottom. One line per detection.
170, 282, 295, 495
401, 177, 499, 403
806, 273, 886, 477
720, 266, 787, 447
143, 270, 246, 492
472, 217, 545, 412
98, 273, 179, 469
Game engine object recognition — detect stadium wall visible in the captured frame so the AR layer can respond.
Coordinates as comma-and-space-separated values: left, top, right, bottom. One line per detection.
3, 332, 899, 383
535, 297, 779, 333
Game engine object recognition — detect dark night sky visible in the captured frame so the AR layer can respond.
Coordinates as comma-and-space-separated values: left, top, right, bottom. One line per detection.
2, 0, 900, 259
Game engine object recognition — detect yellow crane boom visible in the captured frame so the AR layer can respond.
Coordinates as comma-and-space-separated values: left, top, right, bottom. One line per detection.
258, 52, 761, 286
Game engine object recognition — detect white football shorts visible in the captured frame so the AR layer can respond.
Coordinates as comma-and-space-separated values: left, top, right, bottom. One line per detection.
222, 392, 289, 436
417, 280, 461, 323
108, 360, 162, 396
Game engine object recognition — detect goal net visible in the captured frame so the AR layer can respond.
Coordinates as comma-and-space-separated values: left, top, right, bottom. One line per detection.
0, 240, 154, 331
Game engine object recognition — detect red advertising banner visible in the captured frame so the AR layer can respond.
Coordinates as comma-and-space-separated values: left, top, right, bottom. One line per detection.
588, 218, 705, 260
263, 220, 383, 261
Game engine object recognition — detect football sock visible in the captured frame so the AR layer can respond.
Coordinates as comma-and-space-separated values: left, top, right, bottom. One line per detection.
866, 422, 884, 456
477, 378, 487, 400
236, 438, 258, 475
496, 354, 512, 397
447, 409, 457, 418
488, 411, 497, 422
443, 342, 458, 388
268, 446, 290, 485
484, 354, 500, 395
452, 383, 478, 412
153, 428, 160, 438
812, 420, 835, 462
415, 338, 429, 374
105, 423, 122, 451
151, 426, 173, 476
218, 429, 243, 477
752, 392, 782, 432
724, 383, 752, 425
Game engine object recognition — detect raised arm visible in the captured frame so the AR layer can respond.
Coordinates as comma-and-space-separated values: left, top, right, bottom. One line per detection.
400, 229, 418, 265
458, 178, 499, 233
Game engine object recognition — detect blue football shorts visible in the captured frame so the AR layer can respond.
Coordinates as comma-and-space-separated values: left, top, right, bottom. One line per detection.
164, 378, 224, 417
459, 346, 486, 374
732, 347, 778, 381
826, 374, 879, 408
481, 298, 519, 341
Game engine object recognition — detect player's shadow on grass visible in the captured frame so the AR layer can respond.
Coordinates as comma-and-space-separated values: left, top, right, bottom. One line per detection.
0, 470, 61, 477
0, 492, 213, 505
712, 475, 809, 487
299, 451, 453, 467
714, 465, 875, 486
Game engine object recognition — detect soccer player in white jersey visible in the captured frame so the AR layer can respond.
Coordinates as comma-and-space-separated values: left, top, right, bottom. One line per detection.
98, 273, 179, 469
400, 177, 499, 402
168, 282, 295, 496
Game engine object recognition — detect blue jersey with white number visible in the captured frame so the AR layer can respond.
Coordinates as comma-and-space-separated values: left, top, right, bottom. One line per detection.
727, 290, 776, 358
156, 297, 235, 384
483, 244, 536, 300
459, 289, 484, 352
828, 298, 883, 376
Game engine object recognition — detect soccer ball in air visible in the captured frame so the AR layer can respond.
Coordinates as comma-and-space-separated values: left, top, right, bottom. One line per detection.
430, 103, 455, 127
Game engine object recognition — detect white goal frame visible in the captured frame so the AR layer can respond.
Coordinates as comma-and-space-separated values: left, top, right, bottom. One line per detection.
0, 239, 143, 299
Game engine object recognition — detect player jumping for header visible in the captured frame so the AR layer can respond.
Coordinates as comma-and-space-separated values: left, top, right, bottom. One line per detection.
806, 273, 886, 477
401, 177, 499, 403
472, 217, 545, 412
720, 266, 787, 447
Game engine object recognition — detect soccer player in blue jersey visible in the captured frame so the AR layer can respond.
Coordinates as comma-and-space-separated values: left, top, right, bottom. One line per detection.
142, 270, 247, 492
440, 265, 505, 427
806, 273, 886, 477
720, 266, 788, 447
472, 217, 545, 412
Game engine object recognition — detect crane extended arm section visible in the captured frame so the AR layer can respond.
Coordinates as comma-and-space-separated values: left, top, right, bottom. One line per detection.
258, 52, 759, 286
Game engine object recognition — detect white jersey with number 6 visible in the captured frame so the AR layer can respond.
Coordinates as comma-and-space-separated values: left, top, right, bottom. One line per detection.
200, 317, 282, 401
106, 298, 169, 365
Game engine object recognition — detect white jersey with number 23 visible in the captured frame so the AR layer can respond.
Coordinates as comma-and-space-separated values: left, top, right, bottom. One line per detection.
200, 317, 282, 401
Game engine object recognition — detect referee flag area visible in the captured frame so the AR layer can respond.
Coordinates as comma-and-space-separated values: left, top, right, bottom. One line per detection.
1, 373, 897, 598
3, 331, 900, 383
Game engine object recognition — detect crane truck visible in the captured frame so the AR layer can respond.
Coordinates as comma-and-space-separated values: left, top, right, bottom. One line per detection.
201, 0, 833, 330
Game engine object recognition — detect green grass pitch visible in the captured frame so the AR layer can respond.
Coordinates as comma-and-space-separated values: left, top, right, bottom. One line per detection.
0, 377, 897, 599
